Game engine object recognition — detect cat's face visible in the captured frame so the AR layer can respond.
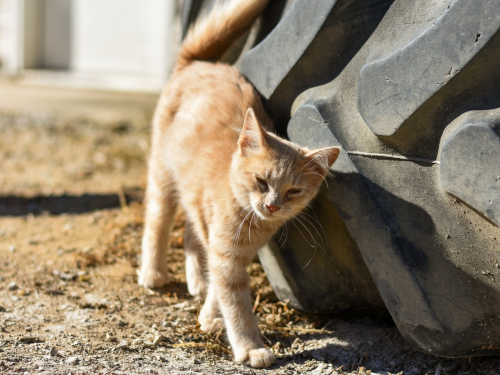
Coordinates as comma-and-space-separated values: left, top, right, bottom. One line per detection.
231, 108, 340, 223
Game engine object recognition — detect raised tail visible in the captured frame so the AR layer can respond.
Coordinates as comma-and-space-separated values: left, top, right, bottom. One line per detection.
176, 0, 270, 72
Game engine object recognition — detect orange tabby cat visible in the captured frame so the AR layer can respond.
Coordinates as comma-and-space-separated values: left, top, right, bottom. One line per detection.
139, 0, 340, 368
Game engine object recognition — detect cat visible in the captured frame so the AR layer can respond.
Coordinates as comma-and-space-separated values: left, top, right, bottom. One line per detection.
138, 0, 340, 368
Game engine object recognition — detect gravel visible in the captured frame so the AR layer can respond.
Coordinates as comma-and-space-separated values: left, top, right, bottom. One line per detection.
1, 108, 500, 374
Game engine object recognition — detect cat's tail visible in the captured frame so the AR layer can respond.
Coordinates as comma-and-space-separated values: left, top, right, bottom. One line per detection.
176, 0, 269, 72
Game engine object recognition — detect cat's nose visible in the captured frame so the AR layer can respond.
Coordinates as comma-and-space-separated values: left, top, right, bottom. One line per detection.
266, 204, 281, 213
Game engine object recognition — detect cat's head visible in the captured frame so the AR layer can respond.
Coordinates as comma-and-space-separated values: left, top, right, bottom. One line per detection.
231, 108, 340, 223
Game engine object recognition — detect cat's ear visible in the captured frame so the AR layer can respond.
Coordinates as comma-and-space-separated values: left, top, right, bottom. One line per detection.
304, 147, 341, 177
238, 108, 266, 156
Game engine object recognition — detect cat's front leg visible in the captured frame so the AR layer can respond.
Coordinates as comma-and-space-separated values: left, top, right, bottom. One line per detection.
208, 250, 275, 369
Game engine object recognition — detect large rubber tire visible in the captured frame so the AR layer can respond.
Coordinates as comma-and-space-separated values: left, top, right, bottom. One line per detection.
182, 0, 500, 357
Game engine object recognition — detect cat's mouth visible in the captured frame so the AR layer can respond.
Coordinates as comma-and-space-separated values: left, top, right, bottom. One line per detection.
254, 207, 283, 222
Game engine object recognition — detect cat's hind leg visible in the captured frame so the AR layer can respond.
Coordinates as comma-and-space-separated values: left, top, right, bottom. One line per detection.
139, 161, 177, 289
184, 220, 208, 299
198, 283, 223, 333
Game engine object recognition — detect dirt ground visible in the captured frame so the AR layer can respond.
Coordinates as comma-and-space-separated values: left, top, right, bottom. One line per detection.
1, 84, 500, 375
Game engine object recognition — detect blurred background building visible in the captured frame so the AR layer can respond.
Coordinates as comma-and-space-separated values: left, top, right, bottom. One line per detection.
0, 0, 179, 92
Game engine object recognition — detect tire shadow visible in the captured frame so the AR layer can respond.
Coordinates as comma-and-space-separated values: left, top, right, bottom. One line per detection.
0, 188, 143, 216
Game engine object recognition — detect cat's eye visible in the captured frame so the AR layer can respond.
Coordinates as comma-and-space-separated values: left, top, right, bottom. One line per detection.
255, 177, 269, 188
287, 188, 302, 196
256, 177, 268, 191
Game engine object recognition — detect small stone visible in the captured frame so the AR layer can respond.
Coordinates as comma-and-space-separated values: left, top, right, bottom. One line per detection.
19, 335, 43, 343
7, 282, 18, 291
54, 271, 77, 281
106, 333, 117, 342
117, 340, 128, 349
313, 363, 327, 373
266, 315, 275, 324
132, 338, 143, 345
153, 334, 167, 346
171, 301, 196, 312
45, 289, 64, 296
66, 356, 79, 365
50, 347, 58, 356
8, 245, 15, 253
25, 327, 32, 332
117, 320, 127, 327
64, 223, 74, 231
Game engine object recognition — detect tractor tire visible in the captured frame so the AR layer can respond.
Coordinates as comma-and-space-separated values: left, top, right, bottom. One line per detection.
182, 0, 500, 357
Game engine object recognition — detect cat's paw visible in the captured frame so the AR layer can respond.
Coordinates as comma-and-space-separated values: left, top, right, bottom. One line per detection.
186, 265, 207, 299
199, 317, 224, 333
235, 348, 276, 368
137, 268, 171, 289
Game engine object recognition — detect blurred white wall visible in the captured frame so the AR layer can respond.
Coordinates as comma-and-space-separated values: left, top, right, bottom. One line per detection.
0, 0, 179, 92
0, 0, 23, 76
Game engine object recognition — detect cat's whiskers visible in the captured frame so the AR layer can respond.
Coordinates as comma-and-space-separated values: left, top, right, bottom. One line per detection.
252, 208, 260, 229
289, 217, 321, 269
223, 193, 248, 222
301, 245, 317, 270
297, 172, 329, 187
277, 222, 289, 250
233, 207, 246, 220
300, 211, 328, 249
289, 219, 315, 250
234, 208, 254, 246
248, 211, 254, 245
296, 212, 327, 253
298, 155, 320, 174
277, 222, 286, 242
294, 215, 325, 253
